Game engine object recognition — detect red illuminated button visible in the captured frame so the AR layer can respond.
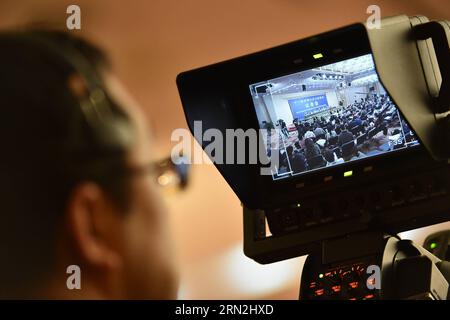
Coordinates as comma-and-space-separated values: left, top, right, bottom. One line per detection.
331, 285, 341, 293
315, 289, 324, 296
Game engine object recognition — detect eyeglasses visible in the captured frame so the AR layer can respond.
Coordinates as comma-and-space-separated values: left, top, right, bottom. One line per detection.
128, 156, 190, 193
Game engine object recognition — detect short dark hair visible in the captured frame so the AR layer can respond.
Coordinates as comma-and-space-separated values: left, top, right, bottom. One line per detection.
323, 148, 334, 163
0, 30, 133, 297
304, 138, 314, 148
286, 145, 294, 156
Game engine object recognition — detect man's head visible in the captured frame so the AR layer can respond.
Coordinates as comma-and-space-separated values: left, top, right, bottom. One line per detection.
304, 138, 314, 149
286, 145, 294, 156
0, 30, 178, 299
323, 148, 334, 163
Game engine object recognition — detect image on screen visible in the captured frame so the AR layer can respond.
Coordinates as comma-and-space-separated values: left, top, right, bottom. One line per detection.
249, 54, 420, 181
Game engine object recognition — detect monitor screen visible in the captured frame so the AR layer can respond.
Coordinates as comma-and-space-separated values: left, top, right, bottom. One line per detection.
250, 53, 420, 181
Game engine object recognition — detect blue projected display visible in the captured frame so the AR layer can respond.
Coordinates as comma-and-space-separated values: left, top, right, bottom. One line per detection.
288, 94, 329, 120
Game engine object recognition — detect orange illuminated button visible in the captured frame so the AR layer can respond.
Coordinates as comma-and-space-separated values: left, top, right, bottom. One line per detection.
349, 281, 359, 289
309, 282, 317, 289
365, 294, 375, 300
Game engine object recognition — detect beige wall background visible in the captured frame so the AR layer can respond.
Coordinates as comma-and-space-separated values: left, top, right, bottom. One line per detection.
1, 0, 449, 299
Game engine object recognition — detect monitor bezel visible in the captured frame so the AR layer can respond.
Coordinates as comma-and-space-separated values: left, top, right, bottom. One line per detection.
177, 22, 427, 209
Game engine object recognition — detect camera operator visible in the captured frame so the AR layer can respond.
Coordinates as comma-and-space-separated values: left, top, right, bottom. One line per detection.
0, 30, 183, 299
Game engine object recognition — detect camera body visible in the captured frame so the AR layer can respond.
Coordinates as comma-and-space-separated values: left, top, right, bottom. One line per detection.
177, 15, 450, 298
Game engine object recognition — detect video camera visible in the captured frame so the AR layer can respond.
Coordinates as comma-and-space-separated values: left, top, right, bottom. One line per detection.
177, 15, 450, 299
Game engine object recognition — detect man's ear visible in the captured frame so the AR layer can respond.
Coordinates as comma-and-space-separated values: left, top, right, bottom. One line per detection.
65, 182, 122, 271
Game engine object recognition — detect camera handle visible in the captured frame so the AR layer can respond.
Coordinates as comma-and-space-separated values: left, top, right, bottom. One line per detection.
413, 20, 450, 114
412, 21, 450, 159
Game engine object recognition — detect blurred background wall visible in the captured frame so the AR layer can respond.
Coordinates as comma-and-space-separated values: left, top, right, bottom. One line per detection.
1, 0, 449, 299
